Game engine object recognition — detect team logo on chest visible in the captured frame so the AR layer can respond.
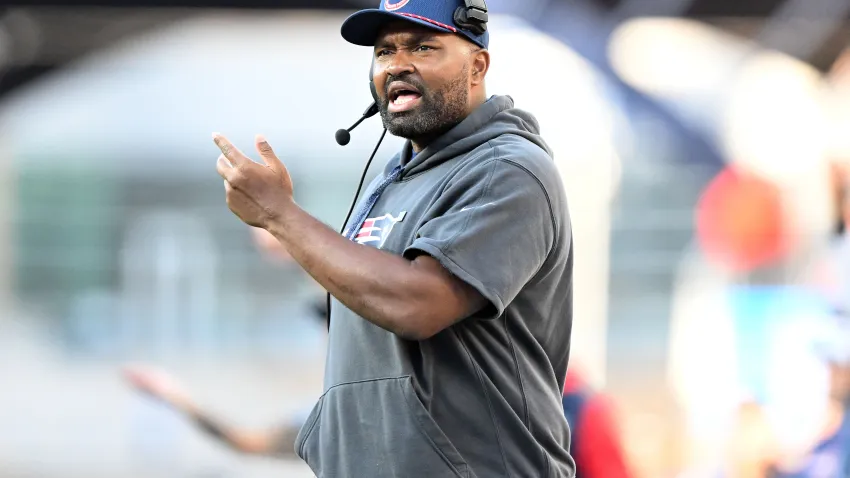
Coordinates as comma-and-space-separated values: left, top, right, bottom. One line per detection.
354, 211, 407, 248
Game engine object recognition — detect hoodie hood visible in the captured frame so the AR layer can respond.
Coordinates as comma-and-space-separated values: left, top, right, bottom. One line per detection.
385, 95, 554, 178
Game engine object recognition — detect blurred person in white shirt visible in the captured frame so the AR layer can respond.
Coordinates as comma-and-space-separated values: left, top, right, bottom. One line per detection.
810, 161, 850, 312
724, 310, 850, 478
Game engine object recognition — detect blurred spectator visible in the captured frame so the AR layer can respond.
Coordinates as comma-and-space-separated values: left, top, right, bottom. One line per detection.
562, 367, 634, 478
725, 312, 850, 478
122, 227, 325, 459
123, 364, 306, 459
810, 161, 850, 312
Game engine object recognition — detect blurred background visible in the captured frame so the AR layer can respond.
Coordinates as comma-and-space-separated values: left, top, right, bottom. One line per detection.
0, 0, 848, 477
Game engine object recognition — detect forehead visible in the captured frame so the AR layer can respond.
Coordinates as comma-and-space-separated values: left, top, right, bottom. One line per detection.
374, 21, 457, 47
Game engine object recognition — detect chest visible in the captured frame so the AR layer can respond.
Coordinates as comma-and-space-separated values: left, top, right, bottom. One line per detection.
345, 165, 453, 255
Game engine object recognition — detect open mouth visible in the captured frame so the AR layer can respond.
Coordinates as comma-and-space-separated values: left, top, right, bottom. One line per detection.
387, 81, 423, 112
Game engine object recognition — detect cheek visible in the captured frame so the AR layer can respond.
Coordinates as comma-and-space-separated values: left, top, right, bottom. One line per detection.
421, 78, 450, 99
416, 66, 449, 90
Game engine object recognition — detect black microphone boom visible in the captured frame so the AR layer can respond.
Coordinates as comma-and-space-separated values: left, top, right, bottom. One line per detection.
335, 102, 380, 146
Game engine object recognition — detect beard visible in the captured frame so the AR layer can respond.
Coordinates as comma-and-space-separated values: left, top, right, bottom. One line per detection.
379, 65, 469, 140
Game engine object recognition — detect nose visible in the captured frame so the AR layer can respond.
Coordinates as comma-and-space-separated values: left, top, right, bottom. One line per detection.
385, 56, 415, 77
378, 48, 416, 79
374, 51, 415, 100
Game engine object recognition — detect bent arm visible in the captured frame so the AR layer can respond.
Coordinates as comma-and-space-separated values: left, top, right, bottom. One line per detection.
266, 204, 486, 340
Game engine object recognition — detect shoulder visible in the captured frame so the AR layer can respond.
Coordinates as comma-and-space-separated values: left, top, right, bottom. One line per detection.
454, 135, 562, 196
488, 134, 558, 175
484, 134, 570, 232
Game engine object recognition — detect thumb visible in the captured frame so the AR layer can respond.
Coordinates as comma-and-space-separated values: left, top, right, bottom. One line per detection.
255, 135, 284, 171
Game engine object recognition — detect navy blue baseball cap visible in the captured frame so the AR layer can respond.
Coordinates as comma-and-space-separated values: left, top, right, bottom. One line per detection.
341, 0, 489, 50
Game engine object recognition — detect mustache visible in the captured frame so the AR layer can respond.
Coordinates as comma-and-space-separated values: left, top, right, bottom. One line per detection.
383, 74, 427, 100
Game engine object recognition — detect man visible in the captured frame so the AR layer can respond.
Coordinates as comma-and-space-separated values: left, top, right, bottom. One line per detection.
212, 0, 575, 476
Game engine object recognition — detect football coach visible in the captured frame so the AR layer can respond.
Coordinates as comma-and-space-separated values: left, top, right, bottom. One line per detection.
212, 1, 576, 476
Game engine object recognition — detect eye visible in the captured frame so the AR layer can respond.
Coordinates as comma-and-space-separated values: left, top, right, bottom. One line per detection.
375, 49, 392, 57
414, 45, 434, 52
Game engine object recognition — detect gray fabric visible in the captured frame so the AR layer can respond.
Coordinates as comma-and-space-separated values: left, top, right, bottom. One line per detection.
294, 95, 575, 477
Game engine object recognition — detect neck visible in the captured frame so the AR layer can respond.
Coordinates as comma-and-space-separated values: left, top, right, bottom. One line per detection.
410, 92, 488, 153
411, 140, 429, 153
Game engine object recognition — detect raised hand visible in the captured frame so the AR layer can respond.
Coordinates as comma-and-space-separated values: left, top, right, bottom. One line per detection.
214, 133, 294, 229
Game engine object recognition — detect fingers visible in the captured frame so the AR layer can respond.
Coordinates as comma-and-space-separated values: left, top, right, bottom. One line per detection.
212, 133, 247, 167
223, 179, 246, 208
216, 154, 236, 181
255, 134, 284, 171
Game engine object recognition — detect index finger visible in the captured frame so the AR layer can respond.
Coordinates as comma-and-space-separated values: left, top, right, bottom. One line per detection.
212, 133, 247, 167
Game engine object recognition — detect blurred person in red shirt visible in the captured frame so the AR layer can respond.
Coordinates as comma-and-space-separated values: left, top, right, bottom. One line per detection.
562, 367, 634, 478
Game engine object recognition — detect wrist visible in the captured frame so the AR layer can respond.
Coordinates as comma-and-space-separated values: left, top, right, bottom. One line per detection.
179, 400, 198, 415
192, 412, 230, 442
264, 198, 301, 242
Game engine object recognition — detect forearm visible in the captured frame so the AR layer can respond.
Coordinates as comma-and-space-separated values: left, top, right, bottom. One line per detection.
223, 426, 299, 458
187, 407, 295, 457
184, 405, 243, 452
265, 201, 439, 339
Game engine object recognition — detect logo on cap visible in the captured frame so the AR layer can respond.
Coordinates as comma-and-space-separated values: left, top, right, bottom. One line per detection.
384, 0, 410, 11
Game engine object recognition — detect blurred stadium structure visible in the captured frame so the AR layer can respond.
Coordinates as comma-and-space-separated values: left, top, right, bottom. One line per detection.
0, 1, 848, 477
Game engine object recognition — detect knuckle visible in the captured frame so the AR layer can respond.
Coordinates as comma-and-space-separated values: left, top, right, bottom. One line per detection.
228, 170, 245, 186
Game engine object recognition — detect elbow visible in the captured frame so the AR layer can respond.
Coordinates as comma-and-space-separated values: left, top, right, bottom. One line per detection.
389, 303, 443, 341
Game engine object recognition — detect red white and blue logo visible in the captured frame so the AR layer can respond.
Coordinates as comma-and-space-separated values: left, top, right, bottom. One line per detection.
354, 211, 407, 248
383, 0, 410, 11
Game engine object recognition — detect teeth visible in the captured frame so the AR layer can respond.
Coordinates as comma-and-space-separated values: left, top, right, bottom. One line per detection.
393, 95, 416, 105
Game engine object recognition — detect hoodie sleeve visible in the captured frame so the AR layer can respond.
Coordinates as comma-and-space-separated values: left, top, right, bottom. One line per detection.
403, 157, 557, 319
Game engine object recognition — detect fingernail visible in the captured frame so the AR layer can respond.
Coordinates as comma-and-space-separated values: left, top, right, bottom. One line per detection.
256, 134, 267, 143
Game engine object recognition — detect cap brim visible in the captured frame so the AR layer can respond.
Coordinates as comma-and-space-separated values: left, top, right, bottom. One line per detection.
341, 9, 455, 47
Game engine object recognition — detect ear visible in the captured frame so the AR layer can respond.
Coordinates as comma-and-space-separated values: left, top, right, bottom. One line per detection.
470, 49, 490, 87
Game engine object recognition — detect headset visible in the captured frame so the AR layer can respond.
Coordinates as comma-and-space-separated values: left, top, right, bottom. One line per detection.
335, 61, 379, 147
370, 59, 380, 105
454, 0, 488, 37
328, 1, 488, 328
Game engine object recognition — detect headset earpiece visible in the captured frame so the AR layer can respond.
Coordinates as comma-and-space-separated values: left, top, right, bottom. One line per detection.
453, 0, 488, 37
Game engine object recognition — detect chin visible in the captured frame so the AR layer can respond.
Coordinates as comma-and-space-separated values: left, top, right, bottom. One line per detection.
384, 116, 423, 138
